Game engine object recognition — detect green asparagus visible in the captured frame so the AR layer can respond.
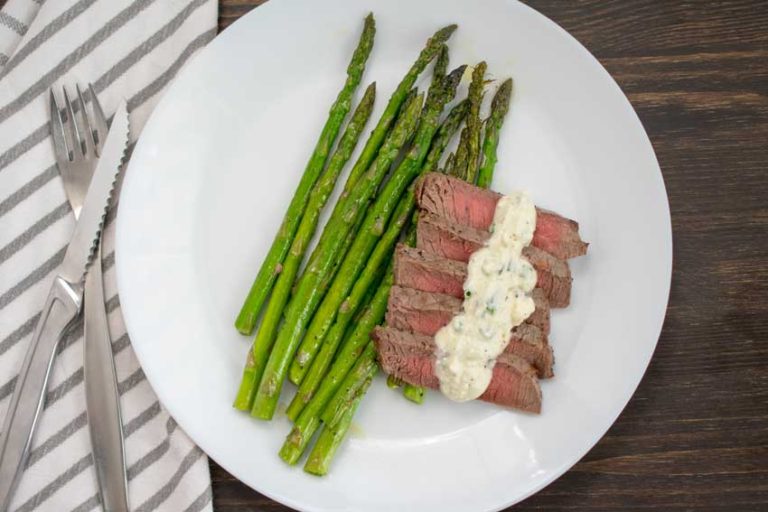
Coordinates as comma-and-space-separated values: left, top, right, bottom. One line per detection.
477, 78, 513, 189
465, 61, 487, 184
320, 343, 377, 428
303, 376, 374, 476
423, 99, 469, 173
403, 385, 425, 404
285, 67, 465, 402
251, 93, 423, 419
233, 84, 377, 410
234, 14, 376, 335
301, 24, 457, 288
286, 184, 415, 418
279, 271, 392, 463
287, 57, 457, 384
451, 125, 470, 179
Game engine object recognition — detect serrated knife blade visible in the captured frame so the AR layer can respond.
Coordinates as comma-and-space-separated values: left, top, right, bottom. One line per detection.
59, 101, 129, 284
0, 101, 129, 511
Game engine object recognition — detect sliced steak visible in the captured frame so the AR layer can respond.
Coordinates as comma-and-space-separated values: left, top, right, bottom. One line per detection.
386, 286, 554, 377
386, 285, 550, 334
416, 212, 487, 262
522, 246, 572, 308
395, 244, 571, 308
393, 245, 466, 298
415, 172, 588, 259
416, 213, 572, 307
372, 327, 542, 413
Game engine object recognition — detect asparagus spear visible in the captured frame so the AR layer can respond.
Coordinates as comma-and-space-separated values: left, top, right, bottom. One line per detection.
303, 375, 374, 476
233, 84, 377, 410
477, 78, 513, 189
284, 67, 465, 401
286, 184, 415, 418
435, 45, 449, 74
320, 343, 377, 428
287, 71, 464, 385
403, 385, 425, 404
234, 14, 376, 335
464, 61, 487, 184
423, 99, 469, 173
279, 271, 393, 463
250, 93, 423, 420
451, 125, 470, 178
301, 24, 458, 287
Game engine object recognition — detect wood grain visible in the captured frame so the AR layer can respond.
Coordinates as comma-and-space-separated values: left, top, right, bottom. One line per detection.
212, 1, 768, 510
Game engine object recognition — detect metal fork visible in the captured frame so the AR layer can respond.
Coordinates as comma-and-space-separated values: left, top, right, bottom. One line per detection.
50, 85, 108, 216
50, 86, 129, 512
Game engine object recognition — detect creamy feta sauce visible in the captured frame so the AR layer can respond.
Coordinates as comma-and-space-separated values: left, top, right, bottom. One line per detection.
434, 191, 538, 401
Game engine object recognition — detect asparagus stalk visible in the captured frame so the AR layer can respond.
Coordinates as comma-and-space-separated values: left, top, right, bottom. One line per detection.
279, 271, 393, 463
320, 343, 377, 428
434, 45, 449, 77
423, 99, 469, 173
233, 84, 377, 410
477, 78, 513, 189
403, 385, 425, 403
284, 67, 465, 401
286, 184, 415, 418
301, 24, 458, 287
234, 14, 376, 335
451, 125, 470, 178
464, 61, 487, 184
303, 376, 374, 476
289, 65, 461, 384
251, 93, 423, 420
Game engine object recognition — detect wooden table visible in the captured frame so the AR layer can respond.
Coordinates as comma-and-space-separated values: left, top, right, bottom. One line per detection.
214, 1, 768, 509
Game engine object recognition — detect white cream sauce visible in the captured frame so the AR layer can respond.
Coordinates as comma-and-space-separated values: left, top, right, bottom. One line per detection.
434, 191, 537, 401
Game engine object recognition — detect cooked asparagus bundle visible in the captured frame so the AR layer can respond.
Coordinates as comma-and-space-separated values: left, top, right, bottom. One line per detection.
233, 83, 377, 410
234, 14, 376, 335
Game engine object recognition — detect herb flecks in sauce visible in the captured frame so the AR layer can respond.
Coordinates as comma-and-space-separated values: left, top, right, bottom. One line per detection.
434, 191, 537, 402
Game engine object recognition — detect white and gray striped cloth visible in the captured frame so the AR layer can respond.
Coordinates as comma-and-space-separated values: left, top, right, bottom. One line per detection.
0, 0, 219, 510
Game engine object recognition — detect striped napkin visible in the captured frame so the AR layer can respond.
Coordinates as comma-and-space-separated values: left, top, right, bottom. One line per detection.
0, 0, 218, 510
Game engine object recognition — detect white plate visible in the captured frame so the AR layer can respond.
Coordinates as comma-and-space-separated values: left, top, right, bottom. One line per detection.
116, 0, 672, 510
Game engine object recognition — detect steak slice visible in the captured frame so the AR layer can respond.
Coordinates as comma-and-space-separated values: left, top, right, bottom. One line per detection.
395, 244, 572, 308
372, 327, 542, 413
415, 172, 588, 259
394, 245, 466, 299
416, 212, 487, 262
386, 286, 554, 377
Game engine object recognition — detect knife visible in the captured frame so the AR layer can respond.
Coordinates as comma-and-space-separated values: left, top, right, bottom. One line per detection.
84, 242, 129, 512
0, 101, 129, 511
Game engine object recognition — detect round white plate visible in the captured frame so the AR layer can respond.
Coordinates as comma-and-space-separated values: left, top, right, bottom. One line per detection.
116, 0, 672, 510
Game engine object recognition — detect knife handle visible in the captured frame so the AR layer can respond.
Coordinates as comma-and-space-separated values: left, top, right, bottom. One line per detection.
0, 277, 81, 511
84, 245, 129, 512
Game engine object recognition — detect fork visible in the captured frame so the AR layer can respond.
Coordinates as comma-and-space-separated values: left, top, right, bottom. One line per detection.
50, 85, 129, 512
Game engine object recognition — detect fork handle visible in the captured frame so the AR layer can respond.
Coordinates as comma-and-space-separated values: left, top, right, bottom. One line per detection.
0, 277, 81, 510
84, 244, 129, 512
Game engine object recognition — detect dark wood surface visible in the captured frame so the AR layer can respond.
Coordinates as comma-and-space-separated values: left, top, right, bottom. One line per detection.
213, 1, 768, 510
